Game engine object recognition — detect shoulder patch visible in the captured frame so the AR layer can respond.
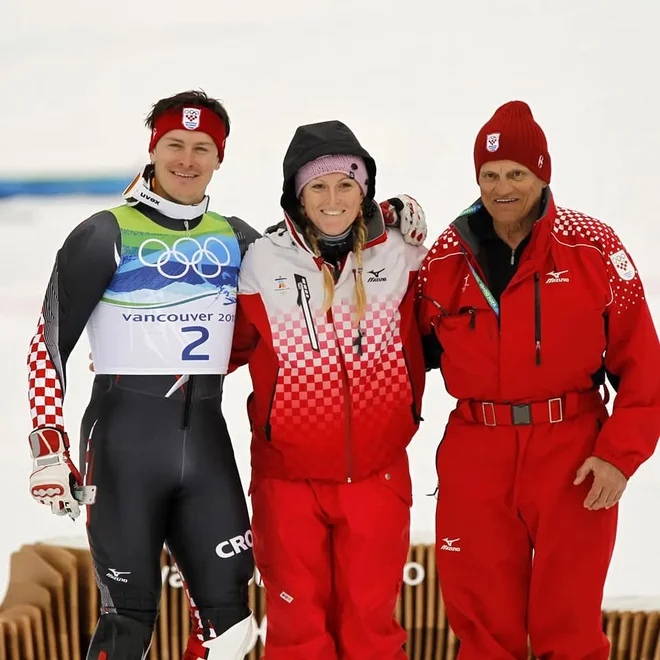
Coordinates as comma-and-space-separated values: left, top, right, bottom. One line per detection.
609, 249, 636, 281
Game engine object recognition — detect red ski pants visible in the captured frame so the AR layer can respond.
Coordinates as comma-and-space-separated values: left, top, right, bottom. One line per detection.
435, 407, 617, 660
250, 453, 412, 659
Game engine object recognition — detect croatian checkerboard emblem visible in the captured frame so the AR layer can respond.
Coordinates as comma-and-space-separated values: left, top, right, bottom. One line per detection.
609, 249, 636, 281
486, 133, 500, 152
182, 108, 201, 130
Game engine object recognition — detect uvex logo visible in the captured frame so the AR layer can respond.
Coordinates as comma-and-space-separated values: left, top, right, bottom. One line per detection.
138, 189, 160, 205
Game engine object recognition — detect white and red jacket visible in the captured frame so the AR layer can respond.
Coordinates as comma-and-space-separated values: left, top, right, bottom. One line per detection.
232, 209, 426, 484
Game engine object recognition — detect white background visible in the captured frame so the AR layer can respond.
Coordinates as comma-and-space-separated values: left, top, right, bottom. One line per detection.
1, 0, 659, 609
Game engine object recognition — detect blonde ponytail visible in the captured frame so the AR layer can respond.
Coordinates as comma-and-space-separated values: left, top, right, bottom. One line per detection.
305, 223, 335, 314
353, 211, 368, 324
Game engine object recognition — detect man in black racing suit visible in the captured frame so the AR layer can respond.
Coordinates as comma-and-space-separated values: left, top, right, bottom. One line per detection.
27, 90, 261, 660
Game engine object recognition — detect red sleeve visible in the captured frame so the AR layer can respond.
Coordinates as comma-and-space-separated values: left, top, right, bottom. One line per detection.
227, 295, 259, 374
28, 315, 65, 431
592, 237, 660, 478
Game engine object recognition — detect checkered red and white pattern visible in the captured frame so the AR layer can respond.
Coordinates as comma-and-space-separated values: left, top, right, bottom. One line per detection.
336, 298, 409, 411
431, 226, 461, 252
418, 226, 462, 291
27, 315, 64, 430
553, 207, 645, 313
269, 310, 344, 432
269, 296, 411, 434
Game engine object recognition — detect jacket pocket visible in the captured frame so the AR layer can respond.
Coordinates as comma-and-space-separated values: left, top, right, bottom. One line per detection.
401, 344, 422, 424
377, 452, 413, 507
246, 392, 254, 432
263, 367, 280, 442
429, 429, 446, 502
433, 307, 497, 376
436, 307, 477, 333
433, 308, 479, 356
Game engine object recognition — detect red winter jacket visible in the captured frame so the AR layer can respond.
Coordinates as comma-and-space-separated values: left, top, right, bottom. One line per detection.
417, 191, 660, 478
231, 210, 426, 484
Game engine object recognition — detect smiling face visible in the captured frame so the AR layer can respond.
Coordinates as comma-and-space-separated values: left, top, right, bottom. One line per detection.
478, 160, 546, 226
299, 172, 364, 235
151, 129, 220, 205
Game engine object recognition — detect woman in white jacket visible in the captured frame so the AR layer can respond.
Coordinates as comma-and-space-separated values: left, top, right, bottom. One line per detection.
232, 119, 427, 659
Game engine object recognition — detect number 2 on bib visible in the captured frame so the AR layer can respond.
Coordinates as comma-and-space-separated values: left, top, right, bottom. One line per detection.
181, 326, 210, 361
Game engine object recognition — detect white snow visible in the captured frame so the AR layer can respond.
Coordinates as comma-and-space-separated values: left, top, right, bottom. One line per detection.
1, 0, 659, 611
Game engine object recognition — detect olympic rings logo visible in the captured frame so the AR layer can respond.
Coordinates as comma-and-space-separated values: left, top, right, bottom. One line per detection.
138, 237, 231, 279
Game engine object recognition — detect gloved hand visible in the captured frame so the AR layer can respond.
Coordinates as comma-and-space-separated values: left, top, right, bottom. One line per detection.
28, 427, 96, 520
379, 194, 427, 245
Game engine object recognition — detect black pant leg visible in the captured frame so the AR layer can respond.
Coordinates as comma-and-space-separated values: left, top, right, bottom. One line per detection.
83, 388, 176, 658
166, 398, 253, 639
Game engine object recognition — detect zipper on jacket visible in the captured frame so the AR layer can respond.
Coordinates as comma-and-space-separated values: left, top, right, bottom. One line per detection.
511, 249, 515, 266
330, 310, 353, 483
468, 307, 476, 329
353, 324, 364, 356
264, 367, 280, 442
181, 375, 195, 430
534, 272, 541, 366
339, 362, 353, 483
351, 269, 365, 355
430, 426, 451, 501
295, 274, 320, 352
401, 346, 422, 424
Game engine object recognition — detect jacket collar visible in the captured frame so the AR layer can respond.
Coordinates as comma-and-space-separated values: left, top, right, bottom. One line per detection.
122, 165, 210, 221
452, 187, 556, 257
281, 202, 388, 267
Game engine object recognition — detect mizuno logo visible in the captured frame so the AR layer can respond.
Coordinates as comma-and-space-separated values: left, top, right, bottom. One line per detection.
367, 268, 386, 283
107, 569, 131, 583
440, 537, 461, 552
546, 269, 569, 284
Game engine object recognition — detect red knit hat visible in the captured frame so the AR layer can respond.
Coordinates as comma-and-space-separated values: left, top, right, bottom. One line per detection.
473, 101, 551, 184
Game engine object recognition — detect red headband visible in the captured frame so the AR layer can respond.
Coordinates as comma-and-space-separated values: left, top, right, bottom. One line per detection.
148, 106, 227, 162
